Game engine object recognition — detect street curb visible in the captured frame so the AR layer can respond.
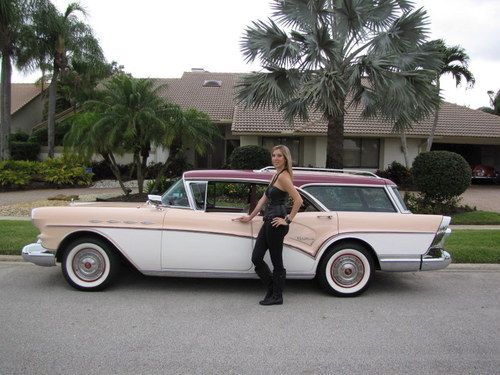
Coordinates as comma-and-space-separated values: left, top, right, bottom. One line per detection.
0, 255, 24, 262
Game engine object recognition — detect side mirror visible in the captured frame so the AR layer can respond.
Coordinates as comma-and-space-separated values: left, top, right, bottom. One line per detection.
147, 195, 163, 206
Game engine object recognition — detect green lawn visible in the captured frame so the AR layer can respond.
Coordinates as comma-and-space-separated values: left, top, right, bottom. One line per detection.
0, 221, 498, 263
451, 211, 500, 225
0, 221, 39, 256
445, 229, 500, 263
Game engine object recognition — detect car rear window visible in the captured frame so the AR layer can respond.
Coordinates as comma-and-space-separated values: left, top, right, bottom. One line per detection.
302, 185, 396, 212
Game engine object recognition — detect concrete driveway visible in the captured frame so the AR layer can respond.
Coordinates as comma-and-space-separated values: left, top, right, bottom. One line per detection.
458, 184, 500, 212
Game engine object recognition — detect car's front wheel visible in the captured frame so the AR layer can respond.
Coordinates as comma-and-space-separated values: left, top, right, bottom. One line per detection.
318, 242, 374, 297
61, 237, 120, 291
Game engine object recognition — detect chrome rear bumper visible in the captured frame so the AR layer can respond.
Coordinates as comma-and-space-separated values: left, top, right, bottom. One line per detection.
21, 242, 56, 267
420, 249, 451, 271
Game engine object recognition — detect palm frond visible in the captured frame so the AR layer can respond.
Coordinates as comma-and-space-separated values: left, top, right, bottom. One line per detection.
272, 0, 330, 30
236, 68, 302, 109
241, 19, 300, 66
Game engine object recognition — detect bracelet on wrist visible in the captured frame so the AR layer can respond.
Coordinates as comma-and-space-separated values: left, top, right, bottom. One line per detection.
285, 215, 292, 225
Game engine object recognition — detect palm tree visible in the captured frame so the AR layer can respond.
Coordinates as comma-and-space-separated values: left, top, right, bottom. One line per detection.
425, 39, 475, 151
0, 0, 31, 160
64, 111, 131, 194
66, 75, 219, 195
26, 1, 103, 158
479, 90, 499, 116
237, 0, 442, 168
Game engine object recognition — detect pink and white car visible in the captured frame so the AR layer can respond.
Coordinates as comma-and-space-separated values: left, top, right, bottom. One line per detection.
22, 167, 451, 296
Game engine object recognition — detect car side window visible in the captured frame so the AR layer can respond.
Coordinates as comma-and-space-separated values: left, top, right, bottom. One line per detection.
206, 181, 252, 213
189, 182, 207, 210
302, 185, 396, 212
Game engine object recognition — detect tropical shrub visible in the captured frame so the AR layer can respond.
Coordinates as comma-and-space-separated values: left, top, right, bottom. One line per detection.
376, 161, 413, 189
9, 142, 40, 161
29, 121, 72, 146
408, 151, 472, 214
38, 158, 93, 186
0, 159, 92, 190
9, 132, 40, 161
412, 151, 471, 200
0, 161, 35, 187
229, 145, 271, 170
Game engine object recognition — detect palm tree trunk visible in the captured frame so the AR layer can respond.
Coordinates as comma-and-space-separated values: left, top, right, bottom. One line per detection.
0, 50, 12, 160
139, 144, 150, 194
102, 152, 130, 195
325, 111, 344, 169
47, 67, 59, 158
400, 131, 410, 169
151, 137, 182, 193
134, 151, 143, 194
426, 80, 440, 152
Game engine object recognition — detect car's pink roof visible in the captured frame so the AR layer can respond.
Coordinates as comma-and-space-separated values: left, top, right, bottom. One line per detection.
183, 169, 393, 187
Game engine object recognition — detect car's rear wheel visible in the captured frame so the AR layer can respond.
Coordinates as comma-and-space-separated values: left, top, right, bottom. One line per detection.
61, 237, 120, 291
318, 242, 374, 297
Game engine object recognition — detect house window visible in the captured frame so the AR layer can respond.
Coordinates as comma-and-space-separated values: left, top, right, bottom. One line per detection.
343, 138, 379, 168
262, 137, 300, 165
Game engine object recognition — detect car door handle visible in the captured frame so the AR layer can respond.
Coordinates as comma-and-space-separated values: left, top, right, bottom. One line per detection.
316, 215, 333, 219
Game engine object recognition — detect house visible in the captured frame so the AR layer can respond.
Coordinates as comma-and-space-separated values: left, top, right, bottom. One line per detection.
10, 83, 44, 135
156, 69, 500, 171
11, 71, 500, 171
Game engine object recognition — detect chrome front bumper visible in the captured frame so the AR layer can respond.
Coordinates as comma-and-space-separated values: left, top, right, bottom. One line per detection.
21, 242, 56, 267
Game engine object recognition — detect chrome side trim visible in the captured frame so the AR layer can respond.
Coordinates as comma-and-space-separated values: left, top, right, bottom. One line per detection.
141, 270, 315, 279
379, 258, 421, 272
21, 242, 56, 267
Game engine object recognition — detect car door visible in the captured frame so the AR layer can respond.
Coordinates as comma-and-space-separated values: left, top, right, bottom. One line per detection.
161, 180, 254, 271
250, 194, 339, 273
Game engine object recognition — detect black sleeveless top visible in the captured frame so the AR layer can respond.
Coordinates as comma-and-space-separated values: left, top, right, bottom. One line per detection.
263, 170, 288, 221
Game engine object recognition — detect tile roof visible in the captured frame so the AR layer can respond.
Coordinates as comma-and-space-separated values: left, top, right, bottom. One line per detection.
153, 72, 242, 122
232, 92, 500, 139
11, 83, 42, 114
150, 71, 500, 139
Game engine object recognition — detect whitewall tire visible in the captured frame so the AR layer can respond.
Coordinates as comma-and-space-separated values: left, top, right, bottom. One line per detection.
318, 242, 374, 297
61, 237, 120, 291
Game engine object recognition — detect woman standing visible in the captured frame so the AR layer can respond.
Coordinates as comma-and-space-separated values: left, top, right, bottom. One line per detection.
235, 145, 303, 305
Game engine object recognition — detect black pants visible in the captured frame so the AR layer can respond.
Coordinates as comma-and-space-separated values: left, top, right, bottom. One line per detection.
251, 221, 289, 273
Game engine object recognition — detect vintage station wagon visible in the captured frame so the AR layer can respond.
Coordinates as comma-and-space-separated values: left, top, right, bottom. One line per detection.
22, 167, 451, 296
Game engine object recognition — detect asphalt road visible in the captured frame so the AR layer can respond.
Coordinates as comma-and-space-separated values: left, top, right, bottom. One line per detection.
0, 263, 498, 375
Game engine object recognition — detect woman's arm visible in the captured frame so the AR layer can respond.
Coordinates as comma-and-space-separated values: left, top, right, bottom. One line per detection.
234, 194, 268, 222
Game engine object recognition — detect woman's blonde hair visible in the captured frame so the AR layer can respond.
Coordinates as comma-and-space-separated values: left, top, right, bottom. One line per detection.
272, 144, 293, 178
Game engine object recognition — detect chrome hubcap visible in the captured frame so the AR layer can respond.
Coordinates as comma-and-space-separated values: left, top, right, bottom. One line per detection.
73, 248, 106, 282
331, 254, 364, 288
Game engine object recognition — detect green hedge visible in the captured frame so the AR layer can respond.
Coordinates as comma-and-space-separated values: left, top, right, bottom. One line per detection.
229, 145, 271, 170
412, 151, 471, 201
0, 159, 92, 190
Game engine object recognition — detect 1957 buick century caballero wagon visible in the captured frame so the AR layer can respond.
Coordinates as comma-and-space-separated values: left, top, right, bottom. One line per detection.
22, 167, 451, 296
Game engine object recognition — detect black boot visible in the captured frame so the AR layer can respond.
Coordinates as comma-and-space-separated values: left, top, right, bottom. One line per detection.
260, 269, 286, 306
254, 265, 273, 304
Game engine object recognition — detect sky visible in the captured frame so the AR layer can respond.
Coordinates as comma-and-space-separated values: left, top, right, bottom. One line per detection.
12, 0, 500, 110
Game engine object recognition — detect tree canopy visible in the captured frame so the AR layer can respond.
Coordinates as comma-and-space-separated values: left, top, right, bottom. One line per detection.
65, 75, 219, 194
425, 39, 474, 151
238, 0, 442, 168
